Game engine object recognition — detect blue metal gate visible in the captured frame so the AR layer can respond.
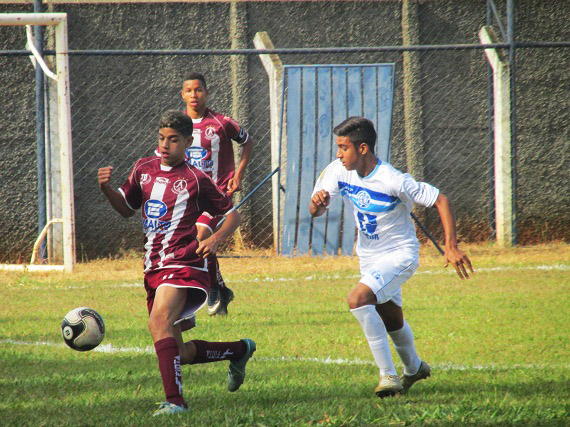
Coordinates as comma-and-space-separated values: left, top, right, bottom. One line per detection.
279, 64, 395, 256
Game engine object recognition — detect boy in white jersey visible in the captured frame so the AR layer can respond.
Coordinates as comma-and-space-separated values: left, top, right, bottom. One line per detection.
309, 117, 473, 398
98, 111, 256, 416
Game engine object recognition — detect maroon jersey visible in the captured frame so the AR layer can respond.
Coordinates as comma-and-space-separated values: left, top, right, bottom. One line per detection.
186, 108, 249, 192
118, 156, 233, 272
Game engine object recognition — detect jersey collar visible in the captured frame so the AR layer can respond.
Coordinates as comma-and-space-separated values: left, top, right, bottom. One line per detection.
361, 158, 382, 180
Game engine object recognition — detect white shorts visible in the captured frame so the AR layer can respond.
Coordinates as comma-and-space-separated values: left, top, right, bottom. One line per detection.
359, 249, 419, 306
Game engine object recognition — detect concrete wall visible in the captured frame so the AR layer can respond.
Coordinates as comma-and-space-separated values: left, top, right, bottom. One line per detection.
0, 0, 568, 261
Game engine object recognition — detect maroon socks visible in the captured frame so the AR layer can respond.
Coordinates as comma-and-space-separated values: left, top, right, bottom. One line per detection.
189, 340, 246, 364
154, 337, 185, 406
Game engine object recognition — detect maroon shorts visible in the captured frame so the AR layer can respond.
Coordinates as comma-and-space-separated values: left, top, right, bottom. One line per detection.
196, 212, 224, 234
144, 267, 209, 325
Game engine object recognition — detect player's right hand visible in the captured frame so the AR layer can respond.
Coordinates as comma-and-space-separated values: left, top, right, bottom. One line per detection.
311, 190, 330, 207
97, 166, 113, 189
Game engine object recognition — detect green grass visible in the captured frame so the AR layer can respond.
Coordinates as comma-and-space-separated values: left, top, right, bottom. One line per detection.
0, 244, 569, 425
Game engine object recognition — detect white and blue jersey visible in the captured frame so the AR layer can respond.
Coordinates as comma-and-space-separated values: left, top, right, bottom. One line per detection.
312, 158, 439, 260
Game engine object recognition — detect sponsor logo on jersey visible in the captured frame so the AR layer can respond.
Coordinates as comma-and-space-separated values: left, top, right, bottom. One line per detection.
172, 179, 188, 195
187, 146, 213, 171
156, 177, 169, 186
144, 199, 167, 219
143, 199, 170, 233
140, 173, 151, 186
357, 212, 378, 236
204, 125, 216, 140
142, 217, 171, 233
188, 146, 208, 160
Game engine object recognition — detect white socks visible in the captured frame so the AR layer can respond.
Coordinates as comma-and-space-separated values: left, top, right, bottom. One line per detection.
350, 305, 397, 376
388, 320, 422, 376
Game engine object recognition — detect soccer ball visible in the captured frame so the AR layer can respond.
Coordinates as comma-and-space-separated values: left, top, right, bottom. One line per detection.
61, 307, 105, 351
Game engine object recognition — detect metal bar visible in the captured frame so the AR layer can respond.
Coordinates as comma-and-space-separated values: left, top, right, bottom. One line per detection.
411, 212, 444, 256
507, 0, 517, 245
276, 74, 287, 255
0, 12, 67, 26
488, 0, 507, 41
34, 0, 47, 261
215, 167, 280, 233
486, 0, 496, 240
232, 167, 280, 213
2, 41, 569, 57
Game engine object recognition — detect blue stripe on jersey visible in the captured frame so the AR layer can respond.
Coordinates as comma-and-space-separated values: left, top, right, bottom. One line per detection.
338, 181, 400, 213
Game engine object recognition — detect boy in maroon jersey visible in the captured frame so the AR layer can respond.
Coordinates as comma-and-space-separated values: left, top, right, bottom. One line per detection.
180, 72, 255, 316
98, 111, 256, 416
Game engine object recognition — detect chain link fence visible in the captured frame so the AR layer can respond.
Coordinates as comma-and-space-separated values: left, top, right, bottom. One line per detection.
1, 0, 568, 262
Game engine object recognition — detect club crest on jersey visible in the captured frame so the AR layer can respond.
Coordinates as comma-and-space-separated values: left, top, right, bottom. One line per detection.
204, 125, 216, 140
172, 179, 188, 195
370, 270, 383, 281
356, 190, 371, 208
144, 199, 167, 219
140, 173, 151, 186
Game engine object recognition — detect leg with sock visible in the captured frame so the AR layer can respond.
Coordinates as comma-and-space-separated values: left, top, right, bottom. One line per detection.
187, 339, 246, 364
184, 338, 256, 392
350, 304, 403, 398
388, 320, 421, 376
351, 305, 397, 376
389, 321, 431, 393
154, 337, 186, 408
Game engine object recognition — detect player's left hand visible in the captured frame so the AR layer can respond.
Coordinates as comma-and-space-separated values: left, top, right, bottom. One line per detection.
196, 236, 220, 259
443, 246, 474, 280
226, 176, 242, 196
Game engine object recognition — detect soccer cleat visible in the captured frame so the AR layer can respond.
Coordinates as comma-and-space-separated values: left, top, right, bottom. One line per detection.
208, 287, 235, 316
152, 402, 189, 416
374, 375, 403, 398
401, 360, 431, 394
227, 338, 256, 392
207, 287, 220, 315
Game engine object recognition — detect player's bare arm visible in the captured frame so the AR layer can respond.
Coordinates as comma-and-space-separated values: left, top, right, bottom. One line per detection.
196, 225, 212, 241
309, 190, 331, 217
227, 137, 254, 196
97, 166, 135, 218
197, 210, 241, 258
433, 193, 474, 279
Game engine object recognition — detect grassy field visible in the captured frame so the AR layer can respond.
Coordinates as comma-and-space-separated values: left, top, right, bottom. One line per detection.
0, 243, 569, 426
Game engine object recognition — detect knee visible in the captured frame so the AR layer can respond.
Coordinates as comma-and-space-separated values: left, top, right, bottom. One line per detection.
148, 311, 169, 338
347, 287, 375, 310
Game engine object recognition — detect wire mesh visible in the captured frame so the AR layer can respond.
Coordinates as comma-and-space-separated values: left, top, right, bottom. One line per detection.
0, 0, 568, 262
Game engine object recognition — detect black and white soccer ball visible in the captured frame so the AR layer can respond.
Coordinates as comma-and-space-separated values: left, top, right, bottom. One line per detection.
61, 307, 105, 351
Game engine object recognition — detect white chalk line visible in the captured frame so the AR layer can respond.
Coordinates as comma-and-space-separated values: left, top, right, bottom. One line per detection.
1, 339, 567, 372
5, 264, 568, 290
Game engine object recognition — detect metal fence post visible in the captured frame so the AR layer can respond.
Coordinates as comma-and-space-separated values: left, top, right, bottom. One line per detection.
507, 0, 517, 245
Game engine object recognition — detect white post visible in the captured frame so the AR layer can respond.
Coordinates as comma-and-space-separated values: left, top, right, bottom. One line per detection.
253, 32, 284, 250
55, 16, 76, 271
47, 78, 63, 263
479, 26, 513, 247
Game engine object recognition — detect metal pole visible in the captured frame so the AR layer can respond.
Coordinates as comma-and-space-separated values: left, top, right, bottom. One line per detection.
276, 73, 286, 255
411, 212, 444, 256
507, 0, 517, 245
487, 0, 496, 240
34, 0, 47, 261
